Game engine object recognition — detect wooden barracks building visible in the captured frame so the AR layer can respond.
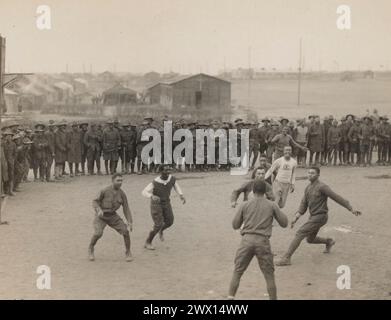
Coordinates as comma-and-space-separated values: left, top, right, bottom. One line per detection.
148, 73, 231, 111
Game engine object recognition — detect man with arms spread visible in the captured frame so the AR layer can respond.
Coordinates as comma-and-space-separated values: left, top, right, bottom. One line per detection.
88, 173, 133, 262
265, 146, 297, 209
270, 126, 308, 160
228, 180, 288, 300
276, 166, 361, 266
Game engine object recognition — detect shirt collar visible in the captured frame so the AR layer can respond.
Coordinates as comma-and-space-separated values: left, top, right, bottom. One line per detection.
154, 174, 172, 185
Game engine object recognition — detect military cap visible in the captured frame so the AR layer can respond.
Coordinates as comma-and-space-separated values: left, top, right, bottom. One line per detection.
363, 115, 373, 121
2, 129, 13, 136
35, 123, 46, 130
12, 134, 22, 140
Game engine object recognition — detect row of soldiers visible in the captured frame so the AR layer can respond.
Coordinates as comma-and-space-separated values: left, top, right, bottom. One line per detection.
253, 113, 391, 168
1, 112, 390, 196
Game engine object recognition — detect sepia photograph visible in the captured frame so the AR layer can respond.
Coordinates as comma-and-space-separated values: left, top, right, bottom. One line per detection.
1, 0, 391, 310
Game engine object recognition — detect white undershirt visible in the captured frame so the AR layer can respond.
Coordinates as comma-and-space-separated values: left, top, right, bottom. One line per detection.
265, 156, 297, 185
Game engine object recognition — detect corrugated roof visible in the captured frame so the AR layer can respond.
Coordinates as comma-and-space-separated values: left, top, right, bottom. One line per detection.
54, 81, 74, 91
148, 73, 231, 90
103, 84, 137, 95
4, 88, 17, 95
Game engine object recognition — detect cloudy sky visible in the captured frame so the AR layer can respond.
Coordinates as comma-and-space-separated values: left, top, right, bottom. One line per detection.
1, 0, 390, 74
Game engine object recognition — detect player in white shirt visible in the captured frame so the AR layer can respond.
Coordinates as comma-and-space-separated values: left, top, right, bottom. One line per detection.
265, 146, 297, 208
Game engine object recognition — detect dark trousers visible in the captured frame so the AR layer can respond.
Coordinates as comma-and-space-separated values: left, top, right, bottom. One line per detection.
46, 154, 53, 180
229, 234, 276, 299
146, 202, 174, 244
284, 214, 328, 260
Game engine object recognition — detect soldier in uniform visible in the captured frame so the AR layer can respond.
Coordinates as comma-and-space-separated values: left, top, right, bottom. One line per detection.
3, 129, 17, 195
79, 122, 89, 175
368, 117, 377, 164
67, 122, 83, 177
265, 121, 280, 163
103, 120, 121, 175
387, 117, 391, 164
359, 116, 375, 166
32, 124, 49, 182
270, 126, 307, 160
88, 173, 133, 262
326, 119, 341, 166
347, 117, 361, 165
44, 121, 56, 182
136, 119, 150, 175
54, 122, 68, 179
376, 116, 388, 165
1, 133, 9, 197
258, 118, 270, 159
84, 123, 102, 175
13, 134, 27, 192
22, 129, 34, 182
337, 117, 347, 165
321, 116, 333, 165
293, 119, 308, 167
120, 122, 136, 174
129, 123, 138, 174
22, 136, 33, 183
249, 122, 260, 170
280, 118, 290, 134
307, 116, 324, 166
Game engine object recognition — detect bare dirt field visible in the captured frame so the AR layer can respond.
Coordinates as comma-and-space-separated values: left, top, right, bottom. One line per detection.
232, 78, 391, 119
1, 166, 391, 300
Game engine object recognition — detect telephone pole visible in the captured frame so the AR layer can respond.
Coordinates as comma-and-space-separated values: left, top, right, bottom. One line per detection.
297, 38, 303, 106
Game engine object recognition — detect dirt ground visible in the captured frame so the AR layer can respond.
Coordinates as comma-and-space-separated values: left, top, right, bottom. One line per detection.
1, 165, 391, 300
232, 78, 391, 119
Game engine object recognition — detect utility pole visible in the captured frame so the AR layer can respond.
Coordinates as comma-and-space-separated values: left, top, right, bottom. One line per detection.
248, 46, 252, 108
0, 34, 5, 113
297, 38, 303, 106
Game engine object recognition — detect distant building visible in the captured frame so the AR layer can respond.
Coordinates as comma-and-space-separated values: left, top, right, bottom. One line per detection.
73, 92, 94, 104
4, 88, 19, 113
73, 78, 89, 93
148, 73, 231, 110
144, 71, 160, 83
102, 84, 137, 105
53, 81, 74, 103
98, 71, 117, 82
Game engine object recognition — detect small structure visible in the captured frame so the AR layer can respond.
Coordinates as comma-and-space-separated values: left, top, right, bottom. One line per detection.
53, 81, 74, 103
73, 91, 94, 104
102, 84, 137, 105
148, 73, 231, 110
73, 78, 89, 93
144, 71, 160, 83
4, 88, 19, 113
